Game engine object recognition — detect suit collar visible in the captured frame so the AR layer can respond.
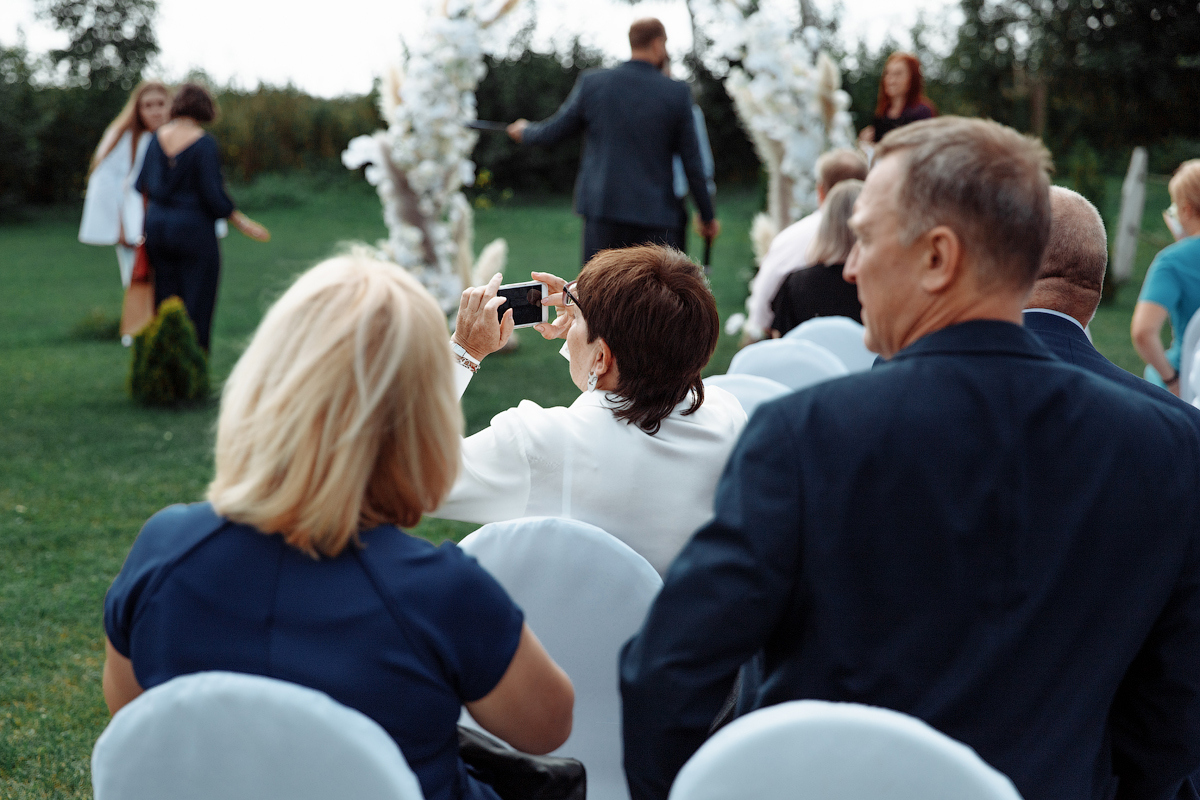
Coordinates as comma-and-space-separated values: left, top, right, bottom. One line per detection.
891, 319, 1058, 363
1024, 307, 1087, 333
622, 59, 661, 72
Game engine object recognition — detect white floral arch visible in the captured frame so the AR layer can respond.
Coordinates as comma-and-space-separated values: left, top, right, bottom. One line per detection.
343, 0, 853, 312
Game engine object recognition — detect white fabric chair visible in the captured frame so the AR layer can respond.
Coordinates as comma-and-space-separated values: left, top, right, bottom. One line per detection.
1179, 308, 1200, 403
669, 700, 1022, 800
783, 316, 876, 372
727, 339, 849, 391
704, 373, 791, 418
458, 517, 663, 800
92, 671, 424, 800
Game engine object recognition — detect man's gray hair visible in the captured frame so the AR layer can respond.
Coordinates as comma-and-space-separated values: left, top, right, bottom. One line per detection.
875, 117, 1053, 289
1039, 187, 1107, 290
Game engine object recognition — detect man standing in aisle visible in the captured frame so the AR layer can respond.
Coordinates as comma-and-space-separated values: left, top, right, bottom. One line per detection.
507, 18, 719, 264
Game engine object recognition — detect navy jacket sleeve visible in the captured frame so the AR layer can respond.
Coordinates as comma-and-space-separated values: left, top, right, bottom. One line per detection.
673, 88, 714, 223
619, 399, 806, 800
523, 73, 588, 148
196, 136, 235, 220
1110, 516, 1200, 800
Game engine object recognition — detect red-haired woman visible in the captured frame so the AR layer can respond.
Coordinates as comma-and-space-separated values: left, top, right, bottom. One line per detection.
857, 53, 937, 147
79, 81, 171, 292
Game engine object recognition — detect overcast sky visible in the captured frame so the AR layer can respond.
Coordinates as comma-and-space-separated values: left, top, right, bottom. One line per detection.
1, 0, 955, 97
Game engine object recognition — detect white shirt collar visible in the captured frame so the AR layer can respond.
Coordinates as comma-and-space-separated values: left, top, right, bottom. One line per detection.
1025, 307, 1087, 333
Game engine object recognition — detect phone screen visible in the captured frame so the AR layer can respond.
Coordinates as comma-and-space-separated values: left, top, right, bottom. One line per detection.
496, 282, 546, 327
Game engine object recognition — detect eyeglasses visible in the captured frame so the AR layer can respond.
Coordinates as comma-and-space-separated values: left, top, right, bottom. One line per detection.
562, 280, 583, 314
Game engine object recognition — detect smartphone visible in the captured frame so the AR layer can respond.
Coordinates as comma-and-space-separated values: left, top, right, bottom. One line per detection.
496, 281, 548, 328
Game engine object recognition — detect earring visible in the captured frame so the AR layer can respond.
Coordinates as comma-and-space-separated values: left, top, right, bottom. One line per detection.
587, 372, 598, 392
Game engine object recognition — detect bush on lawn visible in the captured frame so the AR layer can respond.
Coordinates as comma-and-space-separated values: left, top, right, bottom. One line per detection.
129, 296, 209, 405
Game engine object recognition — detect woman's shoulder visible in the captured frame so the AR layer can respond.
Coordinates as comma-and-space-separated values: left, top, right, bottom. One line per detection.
1158, 235, 1200, 266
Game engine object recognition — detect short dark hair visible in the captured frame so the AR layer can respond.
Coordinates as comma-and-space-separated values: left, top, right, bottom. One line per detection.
875, 116, 1053, 290
170, 83, 218, 123
576, 245, 718, 435
629, 18, 667, 50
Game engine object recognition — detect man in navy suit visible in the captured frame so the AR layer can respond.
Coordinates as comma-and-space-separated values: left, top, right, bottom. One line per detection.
1023, 186, 1200, 431
507, 18, 719, 264
620, 118, 1200, 800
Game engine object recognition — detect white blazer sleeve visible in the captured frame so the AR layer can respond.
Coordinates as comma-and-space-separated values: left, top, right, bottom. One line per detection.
79, 131, 134, 245
432, 405, 534, 524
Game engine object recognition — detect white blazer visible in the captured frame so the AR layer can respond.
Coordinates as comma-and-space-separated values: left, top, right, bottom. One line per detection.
79, 131, 150, 246
435, 380, 747, 575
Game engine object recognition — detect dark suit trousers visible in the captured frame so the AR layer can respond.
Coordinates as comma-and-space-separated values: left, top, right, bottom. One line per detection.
583, 218, 685, 265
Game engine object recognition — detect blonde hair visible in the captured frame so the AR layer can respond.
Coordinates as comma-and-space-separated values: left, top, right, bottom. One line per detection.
89, 81, 171, 175
807, 180, 863, 266
1170, 159, 1200, 216
207, 250, 462, 558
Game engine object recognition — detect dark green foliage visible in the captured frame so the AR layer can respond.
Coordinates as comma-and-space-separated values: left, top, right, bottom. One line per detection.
129, 296, 209, 405
472, 37, 604, 194
69, 307, 119, 340
0, 43, 42, 219
1066, 140, 1107, 211
35, 0, 158, 92
208, 85, 381, 183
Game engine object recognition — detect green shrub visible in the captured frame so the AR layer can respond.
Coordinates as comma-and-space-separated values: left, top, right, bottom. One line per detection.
129, 297, 209, 405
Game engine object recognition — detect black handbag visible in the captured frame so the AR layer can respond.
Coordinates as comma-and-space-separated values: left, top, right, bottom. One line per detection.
458, 725, 586, 800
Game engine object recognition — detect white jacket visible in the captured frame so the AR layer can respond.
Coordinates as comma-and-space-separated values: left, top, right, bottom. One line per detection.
79, 131, 150, 246
435, 379, 747, 575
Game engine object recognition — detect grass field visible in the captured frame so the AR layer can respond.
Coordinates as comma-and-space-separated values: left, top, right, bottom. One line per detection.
0, 172, 1176, 798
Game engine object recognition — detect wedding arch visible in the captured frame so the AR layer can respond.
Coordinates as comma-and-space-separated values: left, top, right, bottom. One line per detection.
343, 0, 853, 310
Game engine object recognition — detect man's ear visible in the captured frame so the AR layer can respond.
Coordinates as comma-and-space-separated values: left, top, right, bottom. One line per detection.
920, 225, 963, 295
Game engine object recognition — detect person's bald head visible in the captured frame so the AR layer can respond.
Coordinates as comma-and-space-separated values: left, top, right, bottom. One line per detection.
1024, 187, 1108, 327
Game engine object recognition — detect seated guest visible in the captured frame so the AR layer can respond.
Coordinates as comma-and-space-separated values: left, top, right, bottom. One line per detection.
433, 245, 747, 576
620, 118, 1200, 800
1024, 186, 1200, 430
1132, 159, 1200, 395
769, 179, 863, 335
742, 148, 868, 342
103, 252, 574, 800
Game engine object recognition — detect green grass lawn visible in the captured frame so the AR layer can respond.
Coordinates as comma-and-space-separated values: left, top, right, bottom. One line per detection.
0, 172, 1175, 798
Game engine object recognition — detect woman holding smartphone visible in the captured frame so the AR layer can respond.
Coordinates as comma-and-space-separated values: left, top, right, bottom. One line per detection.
1132, 160, 1200, 395
435, 245, 747, 576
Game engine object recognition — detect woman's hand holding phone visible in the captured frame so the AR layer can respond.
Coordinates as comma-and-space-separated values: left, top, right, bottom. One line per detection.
531, 271, 573, 341
453, 273, 514, 362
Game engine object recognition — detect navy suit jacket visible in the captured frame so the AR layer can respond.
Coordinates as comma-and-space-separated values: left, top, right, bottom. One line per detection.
621, 321, 1200, 800
1023, 309, 1200, 434
523, 60, 714, 228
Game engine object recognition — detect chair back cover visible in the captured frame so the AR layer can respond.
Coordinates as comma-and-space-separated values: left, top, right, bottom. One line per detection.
727, 339, 849, 391
92, 671, 424, 800
703, 373, 791, 419
669, 700, 1022, 800
459, 517, 663, 800
783, 316, 876, 372
1180, 308, 1200, 403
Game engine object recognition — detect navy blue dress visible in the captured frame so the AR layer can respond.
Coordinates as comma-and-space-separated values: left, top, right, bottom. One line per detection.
135, 133, 234, 351
105, 502, 525, 800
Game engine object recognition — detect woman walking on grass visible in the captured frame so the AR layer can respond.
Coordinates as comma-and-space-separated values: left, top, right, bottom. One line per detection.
135, 82, 269, 353
79, 81, 171, 294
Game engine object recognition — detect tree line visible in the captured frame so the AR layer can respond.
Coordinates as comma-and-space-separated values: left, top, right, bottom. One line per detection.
1, 0, 1198, 218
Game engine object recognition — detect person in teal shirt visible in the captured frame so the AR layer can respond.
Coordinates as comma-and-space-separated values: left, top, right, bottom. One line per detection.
1133, 159, 1200, 395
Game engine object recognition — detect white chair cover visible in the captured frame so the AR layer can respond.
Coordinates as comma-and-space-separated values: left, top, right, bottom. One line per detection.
703, 373, 791, 419
92, 671, 424, 800
669, 700, 1023, 800
727, 339, 849, 391
1179, 308, 1200, 403
458, 517, 663, 800
783, 316, 876, 372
